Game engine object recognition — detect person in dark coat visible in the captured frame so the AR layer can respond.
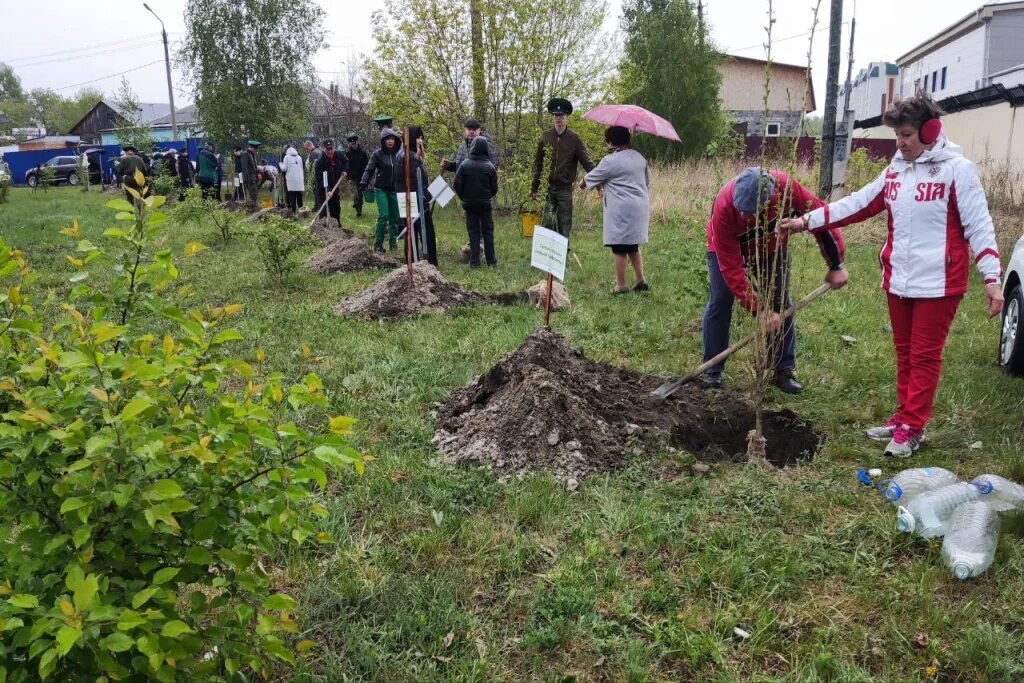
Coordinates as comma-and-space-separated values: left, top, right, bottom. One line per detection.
442, 118, 497, 174
454, 136, 499, 267
240, 139, 261, 210
394, 127, 437, 266
176, 149, 194, 199
344, 133, 370, 217
197, 144, 219, 200
313, 139, 349, 223
119, 145, 149, 205
359, 128, 403, 253
86, 153, 102, 186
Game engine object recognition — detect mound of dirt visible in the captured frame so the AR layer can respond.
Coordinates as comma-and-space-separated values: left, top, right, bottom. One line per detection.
335, 261, 490, 320
308, 228, 398, 274
433, 329, 820, 481
218, 200, 250, 213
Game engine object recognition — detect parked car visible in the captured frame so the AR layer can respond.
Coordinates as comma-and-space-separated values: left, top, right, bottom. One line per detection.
999, 233, 1024, 375
24, 156, 81, 187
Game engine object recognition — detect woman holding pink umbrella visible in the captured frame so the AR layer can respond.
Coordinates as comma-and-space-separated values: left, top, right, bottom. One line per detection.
580, 105, 680, 293
581, 126, 651, 293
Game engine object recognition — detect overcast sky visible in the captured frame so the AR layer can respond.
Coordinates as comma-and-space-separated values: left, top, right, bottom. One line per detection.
0, 0, 988, 115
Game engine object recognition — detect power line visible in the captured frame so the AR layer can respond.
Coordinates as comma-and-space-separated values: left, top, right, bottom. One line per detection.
51, 60, 164, 92
726, 21, 850, 54
14, 39, 163, 69
5, 34, 162, 65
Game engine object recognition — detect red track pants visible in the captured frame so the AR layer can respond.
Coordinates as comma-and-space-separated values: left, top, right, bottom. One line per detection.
886, 293, 962, 431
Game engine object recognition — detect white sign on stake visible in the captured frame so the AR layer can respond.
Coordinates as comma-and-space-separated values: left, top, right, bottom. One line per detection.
427, 175, 456, 207
398, 191, 420, 219
530, 226, 569, 281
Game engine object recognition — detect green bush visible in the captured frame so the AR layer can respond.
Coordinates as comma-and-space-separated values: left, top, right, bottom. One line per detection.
240, 216, 311, 284
0, 183, 363, 680
173, 187, 237, 243
150, 172, 179, 199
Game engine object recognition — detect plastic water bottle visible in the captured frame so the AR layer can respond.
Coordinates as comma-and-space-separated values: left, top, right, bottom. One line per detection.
941, 501, 1000, 580
970, 474, 1024, 513
878, 467, 959, 504
895, 482, 983, 538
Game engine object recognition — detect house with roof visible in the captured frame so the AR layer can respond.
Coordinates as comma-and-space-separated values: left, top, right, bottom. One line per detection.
897, 1, 1024, 99
68, 99, 174, 145
837, 62, 900, 123
718, 55, 816, 137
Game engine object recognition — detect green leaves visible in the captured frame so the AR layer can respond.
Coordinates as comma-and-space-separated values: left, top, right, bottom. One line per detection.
0, 199, 364, 678
6, 594, 39, 609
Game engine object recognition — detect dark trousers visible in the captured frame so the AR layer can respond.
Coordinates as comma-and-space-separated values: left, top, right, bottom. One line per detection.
313, 185, 326, 214
325, 193, 341, 222
351, 180, 364, 215
465, 205, 496, 266
404, 209, 438, 266
199, 180, 217, 200
702, 250, 795, 377
286, 190, 304, 212
244, 180, 258, 210
543, 185, 575, 238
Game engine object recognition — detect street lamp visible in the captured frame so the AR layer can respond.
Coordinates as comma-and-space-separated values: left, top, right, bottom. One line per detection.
143, 3, 178, 141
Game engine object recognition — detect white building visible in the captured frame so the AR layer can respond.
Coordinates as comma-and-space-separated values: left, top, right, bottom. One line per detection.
897, 1, 1024, 99
838, 62, 900, 122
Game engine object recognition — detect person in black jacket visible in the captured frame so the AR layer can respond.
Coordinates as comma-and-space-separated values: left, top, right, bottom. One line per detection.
176, 149, 194, 199
454, 136, 499, 267
359, 128, 403, 253
394, 127, 437, 266
313, 139, 348, 222
344, 133, 369, 217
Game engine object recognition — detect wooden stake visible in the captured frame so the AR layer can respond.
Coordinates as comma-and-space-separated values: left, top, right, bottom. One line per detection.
543, 272, 554, 327
403, 128, 414, 287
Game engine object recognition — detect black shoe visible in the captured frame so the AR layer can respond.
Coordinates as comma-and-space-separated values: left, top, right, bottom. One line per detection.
634, 280, 650, 292
374, 243, 385, 254
773, 370, 803, 394
698, 373, 722, 389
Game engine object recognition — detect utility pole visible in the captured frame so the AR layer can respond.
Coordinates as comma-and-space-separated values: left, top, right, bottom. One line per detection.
144, 3, 178, 141
818, 0, 843, 199
842, 16, 856, 114
469, 0, 487, 123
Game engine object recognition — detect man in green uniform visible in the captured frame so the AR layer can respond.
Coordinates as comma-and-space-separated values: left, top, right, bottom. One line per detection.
530, 98, 595, 239
373, 115, 394, 131
119, 145, 149, 206
241, 139, 261, 211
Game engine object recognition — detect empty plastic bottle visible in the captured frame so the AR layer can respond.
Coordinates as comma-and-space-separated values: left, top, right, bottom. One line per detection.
941, 501, 1000, 580
970, 474, 1024, 513
895, 481, 983, 538
878, 467, 959, 504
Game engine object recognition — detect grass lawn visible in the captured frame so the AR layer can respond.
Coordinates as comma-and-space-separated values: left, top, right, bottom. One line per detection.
2, 174, 1023, 682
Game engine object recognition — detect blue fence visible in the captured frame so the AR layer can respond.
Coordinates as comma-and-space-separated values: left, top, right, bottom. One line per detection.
2, 139, 204, 186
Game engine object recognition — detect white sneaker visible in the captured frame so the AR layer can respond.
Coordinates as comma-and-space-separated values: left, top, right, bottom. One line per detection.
884, 425, 925, 458
865, 415, 899, 441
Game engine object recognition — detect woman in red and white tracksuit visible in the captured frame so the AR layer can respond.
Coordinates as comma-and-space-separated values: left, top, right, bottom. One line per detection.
783, 95, 1004, 457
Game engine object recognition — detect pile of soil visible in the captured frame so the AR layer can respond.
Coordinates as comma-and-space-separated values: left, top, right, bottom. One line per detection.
433, 329, 820, 481
334, 261, 492, 320
218, 200, 250, 213
308, 224, 398, 275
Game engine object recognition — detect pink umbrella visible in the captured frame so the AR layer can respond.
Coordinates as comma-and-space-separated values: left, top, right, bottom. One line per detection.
583, 104, 681, 142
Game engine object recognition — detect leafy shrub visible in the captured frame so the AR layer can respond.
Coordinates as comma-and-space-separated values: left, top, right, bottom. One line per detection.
150, 172, 179, 199
240, 216, 311, 284
0, 174, 363, 680
845, 147, 888, 194
173, 187, 238, 243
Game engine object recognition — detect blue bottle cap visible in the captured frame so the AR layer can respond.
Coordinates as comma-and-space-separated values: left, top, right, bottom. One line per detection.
971, 479, 994, 495
857, 469, 874, 487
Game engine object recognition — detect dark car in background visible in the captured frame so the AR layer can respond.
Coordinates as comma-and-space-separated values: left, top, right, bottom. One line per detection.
24, 156, 81, 187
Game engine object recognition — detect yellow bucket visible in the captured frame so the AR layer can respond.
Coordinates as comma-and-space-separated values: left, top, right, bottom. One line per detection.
262, 199, 273, 208
520, 211, 541, 238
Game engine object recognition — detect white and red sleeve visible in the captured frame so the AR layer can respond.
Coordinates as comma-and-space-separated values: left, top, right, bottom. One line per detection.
954, 161, 1002, 286
806, 168, 888, 232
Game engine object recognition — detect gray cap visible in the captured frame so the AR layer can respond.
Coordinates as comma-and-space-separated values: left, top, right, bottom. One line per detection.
732, 167, 777, 214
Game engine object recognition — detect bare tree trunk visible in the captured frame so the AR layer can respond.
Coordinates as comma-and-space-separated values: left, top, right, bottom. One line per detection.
470, 0, 487, 123
818, 0, 844, 198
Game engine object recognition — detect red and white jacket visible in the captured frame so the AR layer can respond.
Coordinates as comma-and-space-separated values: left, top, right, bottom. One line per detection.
807, 137, 1001, 298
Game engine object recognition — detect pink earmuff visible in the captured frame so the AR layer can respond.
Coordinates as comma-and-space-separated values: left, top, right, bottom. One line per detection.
919, 118, 942, 145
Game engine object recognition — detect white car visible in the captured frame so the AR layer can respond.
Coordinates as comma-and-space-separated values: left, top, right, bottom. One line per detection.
1000, 234, 1024, 375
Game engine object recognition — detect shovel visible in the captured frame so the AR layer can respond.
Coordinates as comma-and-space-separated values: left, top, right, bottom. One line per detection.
653, 283, 833, 400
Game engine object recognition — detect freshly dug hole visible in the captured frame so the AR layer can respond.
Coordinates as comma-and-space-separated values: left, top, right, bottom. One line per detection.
433, 329, 820, 481
307, 220, 398, 274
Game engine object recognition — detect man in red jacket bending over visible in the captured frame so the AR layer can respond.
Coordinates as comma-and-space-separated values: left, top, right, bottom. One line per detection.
701, 167, 849, 393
